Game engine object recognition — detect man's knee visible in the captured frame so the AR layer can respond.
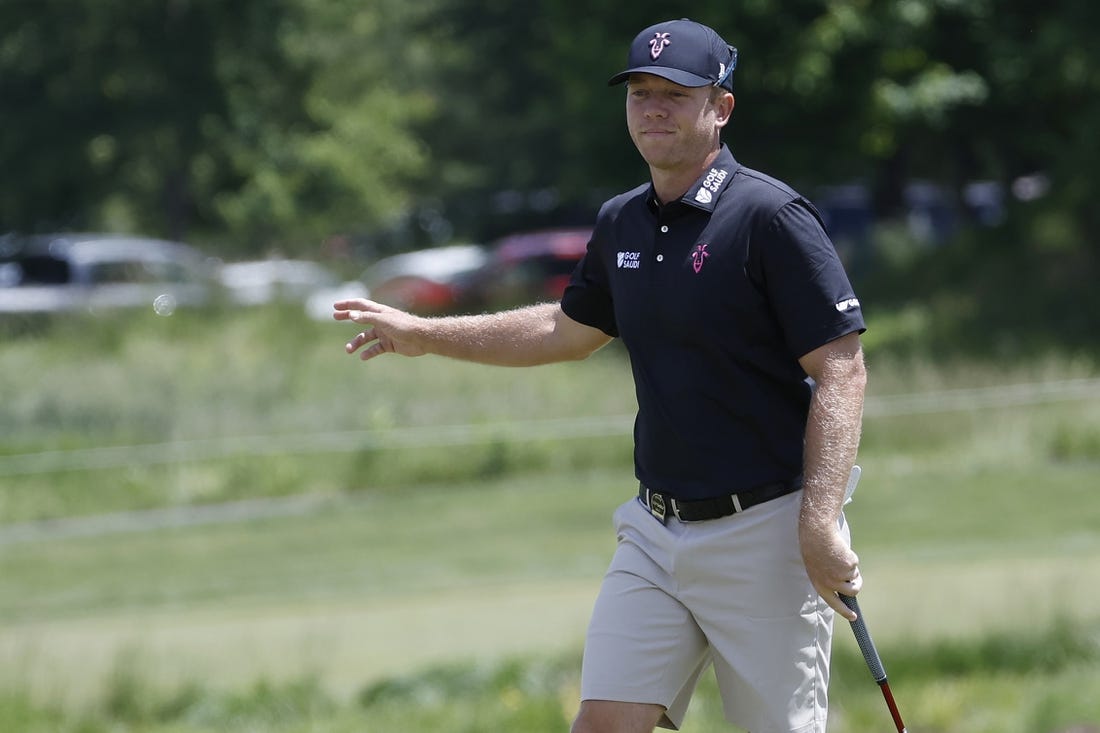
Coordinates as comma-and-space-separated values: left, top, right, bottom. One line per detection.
570, 699, 666, 733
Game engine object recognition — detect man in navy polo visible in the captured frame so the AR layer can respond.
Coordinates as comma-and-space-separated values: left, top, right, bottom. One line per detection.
335, 17, 867, 733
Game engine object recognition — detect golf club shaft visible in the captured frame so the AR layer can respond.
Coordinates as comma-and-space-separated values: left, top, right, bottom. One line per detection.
839, 593, 908, 733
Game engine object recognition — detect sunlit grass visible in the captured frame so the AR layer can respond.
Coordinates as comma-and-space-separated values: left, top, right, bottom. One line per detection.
3, 306, 1100, 732
2, 305, 1098, 523
2, 621, 1099, 732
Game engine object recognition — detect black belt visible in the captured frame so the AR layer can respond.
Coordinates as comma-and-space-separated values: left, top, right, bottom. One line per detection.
638, 479, 800, 523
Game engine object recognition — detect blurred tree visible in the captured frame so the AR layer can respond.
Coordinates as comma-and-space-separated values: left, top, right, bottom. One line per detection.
0, 0, 1097, 277
413, 0, 1000, 237
0, 0, 434, 255
421, 0, 1095, 244
399, 0, 603, 243
1, 0, 298, 244
211, 0, 440, 254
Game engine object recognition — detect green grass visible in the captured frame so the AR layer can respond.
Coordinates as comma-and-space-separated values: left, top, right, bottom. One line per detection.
3, 458, 1100, 729
3, 623, 1100, 732
2, 306, 1100, 731
0, 304, 639, 521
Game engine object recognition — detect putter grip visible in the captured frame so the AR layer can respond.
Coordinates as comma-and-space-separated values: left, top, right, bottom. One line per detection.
839, 594, 888, 683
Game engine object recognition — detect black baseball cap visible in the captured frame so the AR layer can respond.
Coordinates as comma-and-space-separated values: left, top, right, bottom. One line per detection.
608, 19, 738, 91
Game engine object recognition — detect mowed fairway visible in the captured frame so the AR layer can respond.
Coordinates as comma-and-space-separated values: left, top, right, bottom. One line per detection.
3, 455, 1100, 712
0, 469, 623, 707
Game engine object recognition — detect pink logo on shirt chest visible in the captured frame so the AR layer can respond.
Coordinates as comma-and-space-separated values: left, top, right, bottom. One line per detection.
691, 243, 710, 273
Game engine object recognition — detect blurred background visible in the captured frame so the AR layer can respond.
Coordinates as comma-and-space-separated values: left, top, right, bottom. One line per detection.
2, 1, 1099, 732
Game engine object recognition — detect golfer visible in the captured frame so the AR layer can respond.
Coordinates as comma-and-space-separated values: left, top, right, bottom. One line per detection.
335, 18, 867, 733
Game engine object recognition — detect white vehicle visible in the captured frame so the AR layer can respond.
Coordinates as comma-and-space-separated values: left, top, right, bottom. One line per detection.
0, 233, 215, 316
219, 259, 339, 307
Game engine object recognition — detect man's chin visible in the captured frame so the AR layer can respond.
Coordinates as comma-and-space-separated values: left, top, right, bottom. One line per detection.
640, 153, 683, 172
634, 141, 677, 165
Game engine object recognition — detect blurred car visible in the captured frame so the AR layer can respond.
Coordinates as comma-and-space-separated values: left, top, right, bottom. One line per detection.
219, 258, 339, 306
0, 233, 215, 316
304, 278, 369, 321
365, 244, 489, 314
304, 243, 489, 319
462, 227, 592, 310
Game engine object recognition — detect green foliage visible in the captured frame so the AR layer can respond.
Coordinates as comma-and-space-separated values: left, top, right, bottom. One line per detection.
0, 304, 638, 521
359, 657, 576, 731
860, 204, 1100, 359
3, 621, 1100, 732
2, 304, 1097, 526
1049, 423, 1100, 462
1, 0, 307, 241
886, 617, 1100, 678
211, 0, 439, 251
4, 0, 1099, 285
1, 293, 1098, 733
0, 0, 435, 251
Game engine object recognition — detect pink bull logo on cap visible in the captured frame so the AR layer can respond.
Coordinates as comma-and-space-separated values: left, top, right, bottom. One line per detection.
649, 32, 671, 60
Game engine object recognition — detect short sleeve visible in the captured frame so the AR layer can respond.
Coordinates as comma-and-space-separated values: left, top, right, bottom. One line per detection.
757, 200, 865, 358
560, 234, 619, 338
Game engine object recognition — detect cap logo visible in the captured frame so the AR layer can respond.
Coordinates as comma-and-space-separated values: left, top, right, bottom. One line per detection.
649, 32, 671, 60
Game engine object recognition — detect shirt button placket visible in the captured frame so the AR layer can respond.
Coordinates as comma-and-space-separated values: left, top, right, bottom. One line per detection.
657, 224, 669, 263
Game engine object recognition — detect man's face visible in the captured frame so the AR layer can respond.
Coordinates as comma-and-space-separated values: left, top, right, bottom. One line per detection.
625, 73, 732, 174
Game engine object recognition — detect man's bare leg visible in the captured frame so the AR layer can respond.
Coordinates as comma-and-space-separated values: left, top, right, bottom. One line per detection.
571, 700, 667, 733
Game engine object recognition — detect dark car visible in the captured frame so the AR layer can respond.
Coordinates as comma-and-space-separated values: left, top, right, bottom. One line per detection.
0, 233, 214, 316
463, 227, 592, 310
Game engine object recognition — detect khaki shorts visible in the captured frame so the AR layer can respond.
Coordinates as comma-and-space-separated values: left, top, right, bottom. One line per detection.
580, 489, 849, 732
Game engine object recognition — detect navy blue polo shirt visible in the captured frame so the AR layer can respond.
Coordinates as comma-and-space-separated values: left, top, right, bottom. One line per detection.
561, 145, 865, 501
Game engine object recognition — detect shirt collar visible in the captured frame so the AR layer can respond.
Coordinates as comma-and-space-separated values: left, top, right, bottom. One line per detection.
645, 145, 740, 216
680, 144, 739, 213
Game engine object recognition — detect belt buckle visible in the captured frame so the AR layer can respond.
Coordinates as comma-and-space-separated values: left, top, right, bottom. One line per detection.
648, 491, 668, 523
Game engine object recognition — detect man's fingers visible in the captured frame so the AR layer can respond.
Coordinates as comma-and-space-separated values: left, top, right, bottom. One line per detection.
345, 328, 377, 353
842, 575, 863, 600
808, 555, 862, 621
357, 343, 386, 361
832, 564, 862, 620
334, 298, 382, 311
333, 298, 372, 309
334, 299, 421, 361
824, 587, 859, 621
333, 299, 380, 321
333, 308, 368, 322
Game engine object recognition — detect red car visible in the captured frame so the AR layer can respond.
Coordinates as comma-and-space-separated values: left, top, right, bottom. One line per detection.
362, 244, 490, 315
464, 227, 593, 310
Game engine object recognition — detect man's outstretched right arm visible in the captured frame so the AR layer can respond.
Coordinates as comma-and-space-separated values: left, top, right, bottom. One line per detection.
333, 299, 613, 367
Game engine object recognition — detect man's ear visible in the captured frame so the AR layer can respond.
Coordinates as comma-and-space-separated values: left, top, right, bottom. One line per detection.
715, 92, 735, 128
